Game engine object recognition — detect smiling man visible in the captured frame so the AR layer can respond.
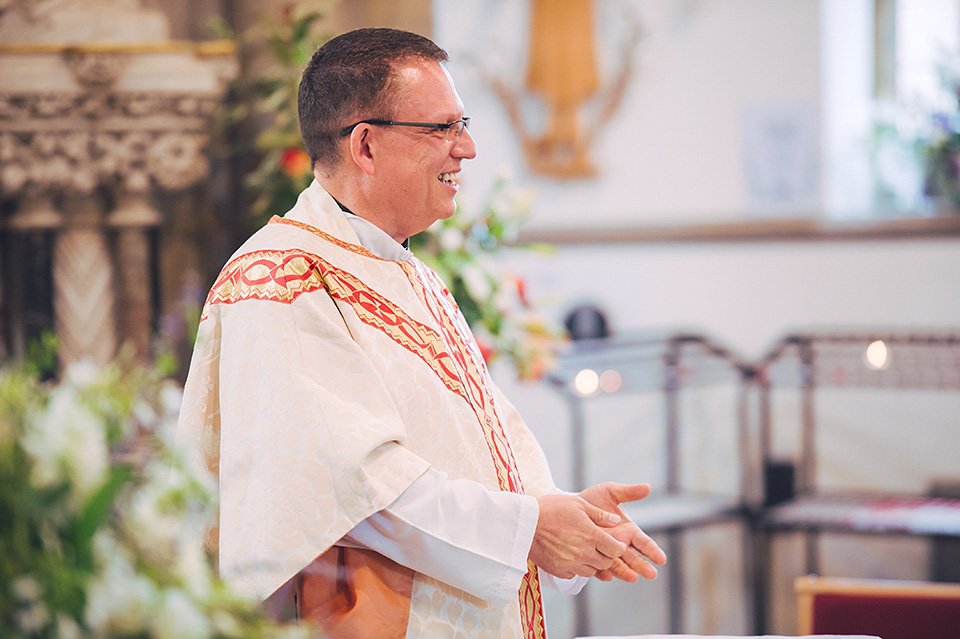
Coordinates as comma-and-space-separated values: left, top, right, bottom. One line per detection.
177, 28, 665, 639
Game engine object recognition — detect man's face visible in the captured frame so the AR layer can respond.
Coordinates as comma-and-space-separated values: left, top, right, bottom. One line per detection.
366, 60, 477, 241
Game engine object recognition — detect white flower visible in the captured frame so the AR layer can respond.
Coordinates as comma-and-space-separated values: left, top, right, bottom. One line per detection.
22, 385, 109, 504
494, 282, 520, 314
460, 264, 492, 301
159, 381, 183, 417
63, 359, 99, 388
211, 610, 242, 636
86, 536, 158, 635
174, 539, 213, 599
438, 227, 463, 252
16, 601, 50, 633
11, 575, 42, 601
132, 399, 159, 429
56, 614, 82, 639
122, 471, 183, 563
152, 589, 210, 639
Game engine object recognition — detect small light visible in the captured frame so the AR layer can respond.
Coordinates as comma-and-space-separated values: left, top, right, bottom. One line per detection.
864, 340, 889, 370
599, 369, 622, 393
574, 368, 600, 396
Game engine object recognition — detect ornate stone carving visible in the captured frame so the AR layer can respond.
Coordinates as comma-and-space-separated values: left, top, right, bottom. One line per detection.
62, 50, 128, 90
0, 0, 235, 367
0, 92, 222, 197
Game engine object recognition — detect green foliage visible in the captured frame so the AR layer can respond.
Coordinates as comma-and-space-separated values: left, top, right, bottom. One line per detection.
23, 331, 58, 382
228, 6, 337, 229
0, 360, 311, 639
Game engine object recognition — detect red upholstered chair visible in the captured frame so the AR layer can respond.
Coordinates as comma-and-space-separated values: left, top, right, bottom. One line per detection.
795, 575, 960, 639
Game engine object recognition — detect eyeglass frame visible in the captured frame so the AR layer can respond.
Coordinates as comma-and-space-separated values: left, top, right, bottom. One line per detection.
339, 117, 471, 141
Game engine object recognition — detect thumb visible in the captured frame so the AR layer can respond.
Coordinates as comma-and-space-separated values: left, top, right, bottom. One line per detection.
588, 504, 621, 527
609, 482, 652, 504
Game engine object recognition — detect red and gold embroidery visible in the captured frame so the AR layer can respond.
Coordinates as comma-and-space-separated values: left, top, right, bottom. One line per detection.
402, 259, 546, 639
204, 249, 464, 393
203, 250, 325, 314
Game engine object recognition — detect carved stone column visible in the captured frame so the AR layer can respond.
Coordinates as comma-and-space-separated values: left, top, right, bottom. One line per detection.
108, 189, 160, 361
0, 0, 235, 367
55, 195, 118, 366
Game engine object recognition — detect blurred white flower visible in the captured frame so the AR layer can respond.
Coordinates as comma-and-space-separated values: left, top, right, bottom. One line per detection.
153, 589, 211, 639
494, 280, 521, 314
211, 610, 242, 636
175, 539, 214, 600
438, 227, 464, 252
22, 385, 109, 503
87, 537, 158, 635
133, 399, 159, 429
56, 614, 82, 639
11, 575, 42, 601
460, 264, 492, 301
63, 359, 99, 388
16, 601, 50, 633
159, 380, 184, 417
122, 468, 183, 563
509, 187, 537, 219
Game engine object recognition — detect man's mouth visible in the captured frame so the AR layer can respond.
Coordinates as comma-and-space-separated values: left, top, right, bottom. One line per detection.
438, 172, 459, 187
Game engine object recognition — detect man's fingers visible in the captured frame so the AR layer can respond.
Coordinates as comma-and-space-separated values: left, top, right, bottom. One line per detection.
587, 503, 621, 527
632, 532, 668, 566
595, 530, 627, 560
621, 547, 659, 580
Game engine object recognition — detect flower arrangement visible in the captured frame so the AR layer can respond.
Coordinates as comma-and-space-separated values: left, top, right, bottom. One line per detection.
921, 106, 960, 210
872, 56, 960, 213
0, 356, 310, 639
411, 175, 564, 380
234, 7, 565, 379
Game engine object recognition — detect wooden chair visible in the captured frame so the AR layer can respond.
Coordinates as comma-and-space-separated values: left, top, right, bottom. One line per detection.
796, 575, 960, 638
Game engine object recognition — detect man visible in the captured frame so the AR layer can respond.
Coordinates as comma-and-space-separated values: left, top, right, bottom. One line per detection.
177, 28, 666, 639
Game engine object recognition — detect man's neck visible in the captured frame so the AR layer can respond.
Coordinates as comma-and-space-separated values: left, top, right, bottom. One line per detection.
331, 195, 410, 252
318, 174, 407, 245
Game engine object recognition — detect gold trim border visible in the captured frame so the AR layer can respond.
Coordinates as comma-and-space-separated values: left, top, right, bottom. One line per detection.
0, 40, 235, 56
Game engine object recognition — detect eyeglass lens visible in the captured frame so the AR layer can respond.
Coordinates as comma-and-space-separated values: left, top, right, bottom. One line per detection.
445, 119, 468, 142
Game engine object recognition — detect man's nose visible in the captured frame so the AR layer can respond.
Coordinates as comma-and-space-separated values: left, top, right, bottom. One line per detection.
452, 127, 477, 160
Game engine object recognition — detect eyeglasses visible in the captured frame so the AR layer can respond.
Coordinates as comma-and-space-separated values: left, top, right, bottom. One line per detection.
339, 117, 471, 142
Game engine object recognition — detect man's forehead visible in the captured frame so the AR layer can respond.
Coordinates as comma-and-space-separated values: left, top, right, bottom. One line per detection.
392, 59, 450, 88
391, 60, 462, 114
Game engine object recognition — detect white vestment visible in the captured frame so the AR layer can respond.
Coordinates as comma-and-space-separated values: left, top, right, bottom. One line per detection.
177, 180, 566, 638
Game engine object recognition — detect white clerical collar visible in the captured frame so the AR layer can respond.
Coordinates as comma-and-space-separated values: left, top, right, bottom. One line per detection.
340, 209, 413, 262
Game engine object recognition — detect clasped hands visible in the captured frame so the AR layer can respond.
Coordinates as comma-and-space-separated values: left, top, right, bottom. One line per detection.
528, 482, 667, 583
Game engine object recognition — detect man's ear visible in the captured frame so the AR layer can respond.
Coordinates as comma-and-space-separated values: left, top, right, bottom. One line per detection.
348, 126, 376, 176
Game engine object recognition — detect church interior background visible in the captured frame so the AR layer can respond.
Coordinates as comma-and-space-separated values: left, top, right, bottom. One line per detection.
1, 1, 959, 637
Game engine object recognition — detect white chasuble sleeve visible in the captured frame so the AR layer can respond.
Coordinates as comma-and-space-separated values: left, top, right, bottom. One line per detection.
343, 466, 538, 606
178, 285, 431, 602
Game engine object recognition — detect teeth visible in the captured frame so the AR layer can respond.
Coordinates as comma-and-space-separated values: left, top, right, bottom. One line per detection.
439, 172, 459, 186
